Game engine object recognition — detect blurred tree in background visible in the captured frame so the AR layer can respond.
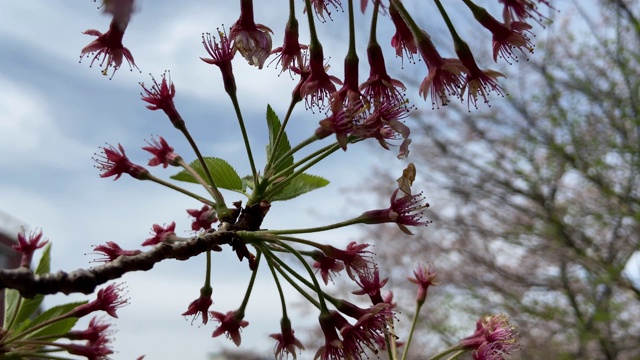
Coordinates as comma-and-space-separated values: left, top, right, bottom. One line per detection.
367, 1, 640, 359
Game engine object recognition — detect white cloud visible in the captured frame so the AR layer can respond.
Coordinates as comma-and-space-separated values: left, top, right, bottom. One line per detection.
0, 1, 98, 62
0, 76, 95, 169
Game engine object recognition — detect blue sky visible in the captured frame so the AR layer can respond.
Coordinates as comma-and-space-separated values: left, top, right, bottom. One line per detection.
0, 1, 413, 359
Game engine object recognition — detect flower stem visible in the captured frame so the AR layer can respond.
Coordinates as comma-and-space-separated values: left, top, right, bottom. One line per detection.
303, 0, 321, 50
3, 306, 82, 344
201, 249, 213, 298
288, 0, 296, 21
176, 158, 220, 200
145, 173, 215, 206
429, 344, 467, 360
265, 250, 288, 318
432, 0, 463, 44
228, 94, 259, 189
386, 319, 399, 360
390, 0, 421, 37
262, 215, 365, 235
271, 240, 328, 310
268, 134, 320, 177
369, 0, 381, 44
274, 235, 319, 246
238, 250, 261, 313
179, 127, 226, 206
262, 143, 340, 200
260, 245, 321, 308
401, 300, 424, 360
347, 0, 357, 57
269, 141, 334, 181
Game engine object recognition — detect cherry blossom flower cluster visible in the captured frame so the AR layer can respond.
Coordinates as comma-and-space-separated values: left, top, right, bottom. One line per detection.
460, 314, 520, 360
0, 0, 551, 359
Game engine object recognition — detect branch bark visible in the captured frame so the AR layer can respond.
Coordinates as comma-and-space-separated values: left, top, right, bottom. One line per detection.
0, 229, 234, 298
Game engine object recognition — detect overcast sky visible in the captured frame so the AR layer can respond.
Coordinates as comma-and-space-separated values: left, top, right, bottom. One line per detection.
0, 1, 415, 359
2, 1, 637, 360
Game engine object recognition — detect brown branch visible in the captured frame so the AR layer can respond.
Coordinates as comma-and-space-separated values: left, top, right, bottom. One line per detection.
0, 230, 235, 298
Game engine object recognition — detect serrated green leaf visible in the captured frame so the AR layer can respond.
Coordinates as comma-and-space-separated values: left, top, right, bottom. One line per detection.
171, 157, 244, 191
268, 173, 329, 201
13, 294, 44, 329
26, 317, 78, 340
243, 175, 255, 191
4, 289, 20, 329
15, 301, 86, 338
34, 243, 51, 275
266, 105, 294, 177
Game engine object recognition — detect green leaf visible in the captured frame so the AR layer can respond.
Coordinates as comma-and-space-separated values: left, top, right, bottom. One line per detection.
269, 173, 330, 201
4, 289, 20, 330
15, 301, 86, 338
243, 175, 255, 191
266, 105, 294, 177
10, 243, 53, 327
34, 243, 51, 275
26, 317, 79, 340
171, 157, 244, 191
13, 294, 44, 329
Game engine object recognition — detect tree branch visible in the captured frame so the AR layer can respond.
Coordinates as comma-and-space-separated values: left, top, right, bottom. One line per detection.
0, 229, 235, 298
